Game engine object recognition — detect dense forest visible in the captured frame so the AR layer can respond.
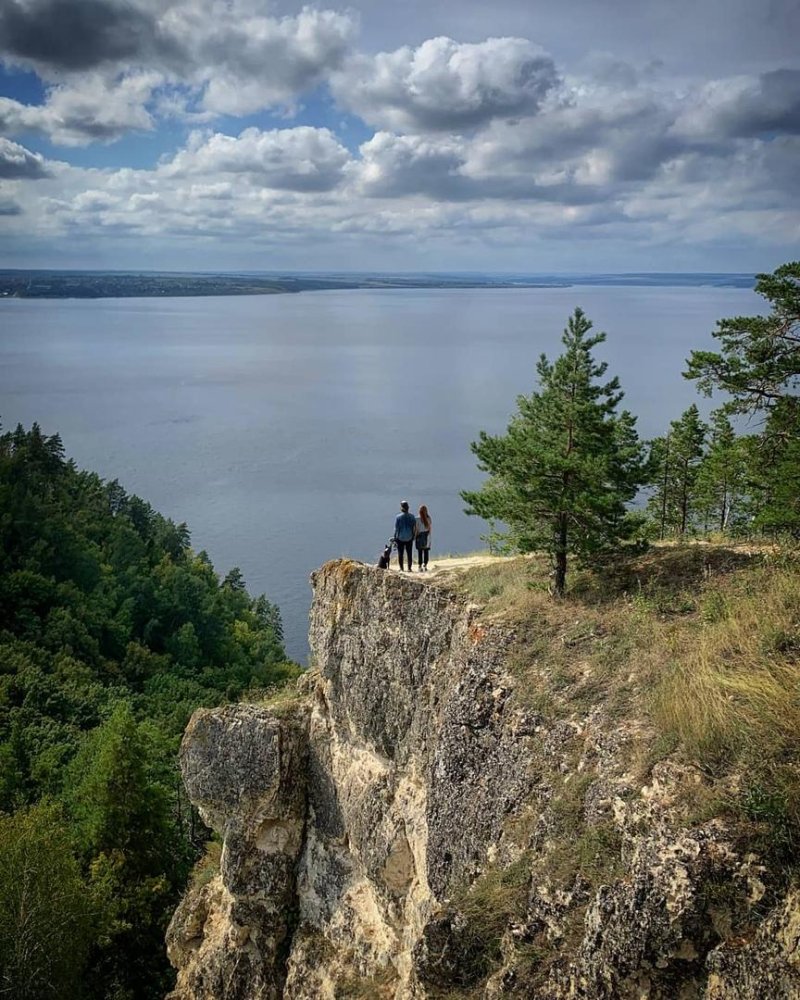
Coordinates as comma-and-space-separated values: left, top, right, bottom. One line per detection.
0, 424, 297, 999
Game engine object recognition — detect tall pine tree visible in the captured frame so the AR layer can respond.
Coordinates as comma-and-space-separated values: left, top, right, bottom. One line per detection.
673, 405, 707, 536
461, 308, 646, 596
646, 405, 706, 537
685, 261, 800, 535
694, 410, 750, 533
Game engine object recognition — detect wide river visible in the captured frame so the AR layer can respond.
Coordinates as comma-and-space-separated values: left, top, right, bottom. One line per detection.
0, 285, 760, 661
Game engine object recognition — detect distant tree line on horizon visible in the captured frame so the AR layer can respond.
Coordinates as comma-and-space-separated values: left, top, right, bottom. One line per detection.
463, 261, 800, 593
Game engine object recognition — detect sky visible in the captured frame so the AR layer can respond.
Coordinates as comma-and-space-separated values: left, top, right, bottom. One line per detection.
0, 0, 798, 271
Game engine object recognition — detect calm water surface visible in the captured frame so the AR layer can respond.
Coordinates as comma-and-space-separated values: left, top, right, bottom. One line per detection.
0, 286, 760, 660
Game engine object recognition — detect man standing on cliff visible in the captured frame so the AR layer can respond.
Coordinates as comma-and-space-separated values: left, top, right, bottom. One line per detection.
394, 500, 416, 572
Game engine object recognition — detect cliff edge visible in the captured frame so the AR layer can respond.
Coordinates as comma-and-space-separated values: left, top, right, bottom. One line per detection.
166, 557, 800, 999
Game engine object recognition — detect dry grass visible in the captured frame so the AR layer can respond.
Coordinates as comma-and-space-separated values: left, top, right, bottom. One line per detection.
411, 544, 800, 993
334, 966, 398, 999
451, 554, 549, 614
648, 556, 800, 849
189, 838, 222, 890
449, 543, 800, 852
456, 852, 532, 953
248, 675, 309, 716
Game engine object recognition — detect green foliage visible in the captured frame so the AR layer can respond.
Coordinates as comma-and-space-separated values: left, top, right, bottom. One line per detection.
684, 261, 800, 536
462, 308, 647, 596
685, 261, 800, 411
694, 410, 751, 533
646, 405, 707, 537
0, 803, 94, 1000
745, 401, 800, 537
0, 423, 296, 998
66, 703, 178, 870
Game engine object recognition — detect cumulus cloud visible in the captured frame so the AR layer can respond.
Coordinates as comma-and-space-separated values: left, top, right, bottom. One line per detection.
3, 120, 798, 261
332, 36, 560, 132
192, 6, 356, 115
164, 126, 352, 191
357, 131, 466, 197
1, 7, 799, 265
356, 130, 605, 203
463, 86, 684, 189
0, 71, 160, 144
676, 69, 800, 140
0, 1, 357, 135
0, 0, 181, 72
0, 136, 50, 178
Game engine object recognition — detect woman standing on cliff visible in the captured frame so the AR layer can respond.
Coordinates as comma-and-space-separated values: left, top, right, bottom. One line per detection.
415, 505, 432, 571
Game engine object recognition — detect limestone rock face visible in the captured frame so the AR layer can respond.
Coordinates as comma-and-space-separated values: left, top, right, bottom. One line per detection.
706, 889, 800, 999
167, 704, 308, 1000
167, 560, 800, 999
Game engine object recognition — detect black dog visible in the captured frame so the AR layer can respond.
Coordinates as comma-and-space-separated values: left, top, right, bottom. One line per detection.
377, 540, 393, 570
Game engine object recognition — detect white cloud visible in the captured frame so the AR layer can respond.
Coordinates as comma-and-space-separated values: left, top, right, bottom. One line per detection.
0, 136, 50, 178
164, 126, 352, 191
1, 9, 799, 267
356, 131, 466, 197
0, 71, 161, 145
332, 36, 560, 132
0, 2, 357, 142
194, 6, 356, 115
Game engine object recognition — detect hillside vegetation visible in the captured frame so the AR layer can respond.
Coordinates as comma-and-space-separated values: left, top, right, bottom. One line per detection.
457, 543, 800, 854
0, 424, 297, 1000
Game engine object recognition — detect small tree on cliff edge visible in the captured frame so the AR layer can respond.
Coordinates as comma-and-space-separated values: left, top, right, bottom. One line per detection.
461, 308, 646, 596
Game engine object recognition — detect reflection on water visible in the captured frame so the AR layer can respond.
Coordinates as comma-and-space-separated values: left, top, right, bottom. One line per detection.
0, 285, 760, 660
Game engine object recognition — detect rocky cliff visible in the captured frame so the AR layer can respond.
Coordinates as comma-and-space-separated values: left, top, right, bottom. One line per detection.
166, 559, 800, 999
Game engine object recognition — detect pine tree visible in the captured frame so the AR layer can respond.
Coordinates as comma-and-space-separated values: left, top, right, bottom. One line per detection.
645, 434, 672, 540
647, 406, 707, 537
694, 411, 749, 533
744, 400, 800, 537
671, 405, 707, 536
65, 703, 184, 999
461, 308, 646, 596
685, 261, 800, 535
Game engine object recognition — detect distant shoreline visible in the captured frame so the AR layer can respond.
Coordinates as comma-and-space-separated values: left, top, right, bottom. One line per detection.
0, 270, 756, 300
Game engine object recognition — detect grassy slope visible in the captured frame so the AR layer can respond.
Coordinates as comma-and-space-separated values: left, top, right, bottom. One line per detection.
421, 544, 799, 996
453, 544, 800, 847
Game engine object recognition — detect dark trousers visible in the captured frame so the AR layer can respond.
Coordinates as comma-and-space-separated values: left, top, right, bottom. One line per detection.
396, 539, 413, 569
416, 530, 430, 567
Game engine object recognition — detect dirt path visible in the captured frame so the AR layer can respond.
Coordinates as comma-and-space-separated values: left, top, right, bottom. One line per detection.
388, 552, 509, 578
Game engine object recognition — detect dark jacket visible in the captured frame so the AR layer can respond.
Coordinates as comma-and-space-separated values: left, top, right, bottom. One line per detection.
394, 511, 416, 542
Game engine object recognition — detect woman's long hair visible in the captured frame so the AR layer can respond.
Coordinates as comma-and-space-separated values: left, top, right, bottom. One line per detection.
418, 504, 431, 530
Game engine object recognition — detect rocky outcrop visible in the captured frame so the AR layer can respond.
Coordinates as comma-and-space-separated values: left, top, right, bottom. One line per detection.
167, 560, 800, 999
706, 889, 800, 998
167, 704, 308, 999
